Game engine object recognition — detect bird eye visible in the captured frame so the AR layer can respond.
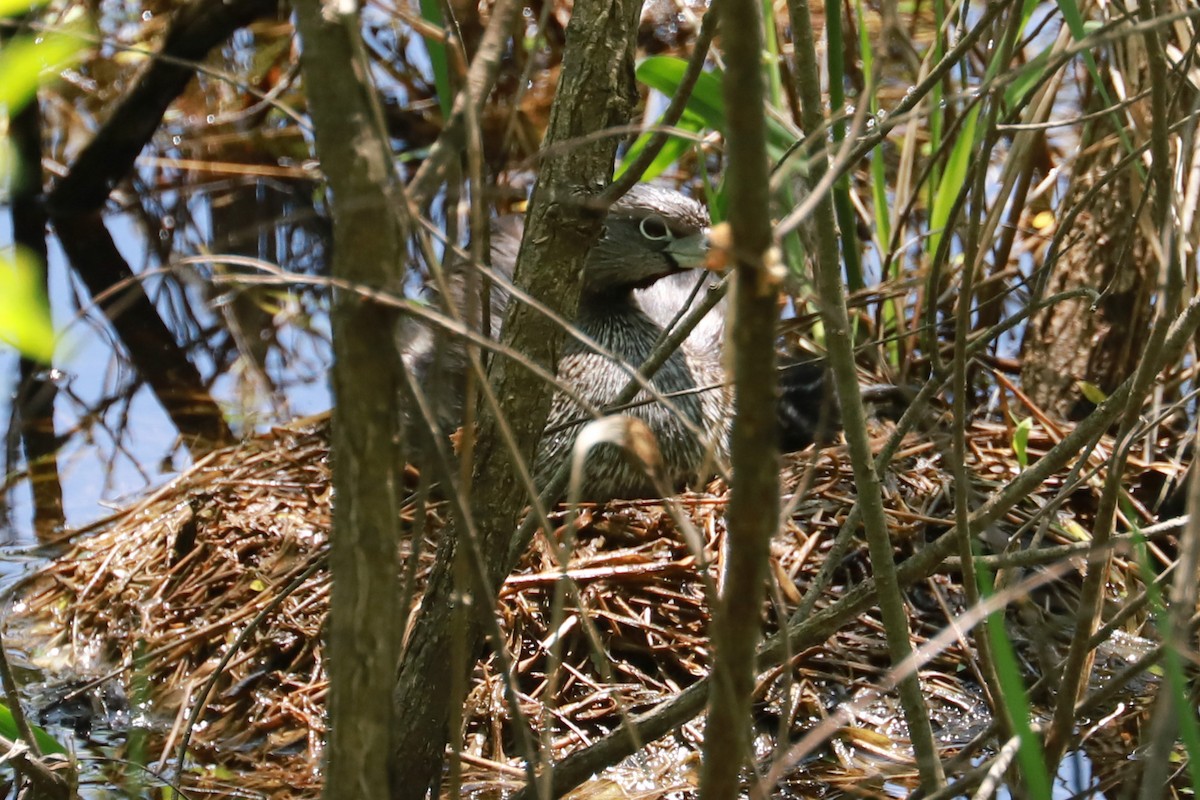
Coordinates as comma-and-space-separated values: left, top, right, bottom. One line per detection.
639, 215, 672, 242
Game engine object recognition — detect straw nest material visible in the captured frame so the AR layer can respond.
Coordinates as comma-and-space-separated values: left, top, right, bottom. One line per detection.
10, 409, 1187, 798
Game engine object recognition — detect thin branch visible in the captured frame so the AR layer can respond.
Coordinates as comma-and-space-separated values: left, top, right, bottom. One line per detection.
46, 0, 280, 214
407, 0, 521, 204
698, 0, 779, 795
785, 0, 945, 787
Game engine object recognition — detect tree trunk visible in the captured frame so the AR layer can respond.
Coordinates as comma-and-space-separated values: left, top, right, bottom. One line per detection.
1021, 118, 1156, 419
390, 0, 642, 794
293, 4, 408, 799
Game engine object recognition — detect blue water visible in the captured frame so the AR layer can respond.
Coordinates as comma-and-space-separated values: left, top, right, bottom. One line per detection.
0, 183, 333, 545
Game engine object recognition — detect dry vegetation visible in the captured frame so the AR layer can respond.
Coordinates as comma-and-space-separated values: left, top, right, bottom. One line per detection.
11, 407, 1188, 796
3, 0, 1200, 795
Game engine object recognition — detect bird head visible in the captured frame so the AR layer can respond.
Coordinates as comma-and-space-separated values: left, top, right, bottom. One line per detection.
582, 186, 711, 297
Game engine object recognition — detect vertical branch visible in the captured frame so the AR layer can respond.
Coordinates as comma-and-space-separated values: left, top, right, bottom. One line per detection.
292, 2, 407, 799
390, 0, 642, 794
784, 0, 946, 790
697, 1, 780, 798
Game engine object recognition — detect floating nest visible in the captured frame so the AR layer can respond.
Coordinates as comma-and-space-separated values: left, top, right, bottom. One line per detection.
9, 409, 1187, 798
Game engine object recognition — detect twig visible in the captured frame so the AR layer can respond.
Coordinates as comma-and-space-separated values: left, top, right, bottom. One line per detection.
601, 1, 720, 204
46, 0, 279, 214
407, 0, 521, 204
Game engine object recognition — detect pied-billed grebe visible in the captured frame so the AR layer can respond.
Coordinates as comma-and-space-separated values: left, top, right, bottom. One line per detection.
401, 186, 832, 499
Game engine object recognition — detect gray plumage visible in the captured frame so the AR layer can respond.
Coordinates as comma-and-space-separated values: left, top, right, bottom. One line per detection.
400, 186, 730, 500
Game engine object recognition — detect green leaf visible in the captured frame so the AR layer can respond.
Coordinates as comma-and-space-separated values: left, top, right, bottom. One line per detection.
0, 249, 56, 363
1011, 415, 1032, 471
928, 105, 979, 264
0, 0, 48, 15
615, 108, 706, 182
417, 0, 452, 118
637, 57, 726, 129
1077, 380, 1108, 404
635, 56, 800, 165
1061, 519, 1090, 542
0, 702, 68, 756
0, 30, 84, 111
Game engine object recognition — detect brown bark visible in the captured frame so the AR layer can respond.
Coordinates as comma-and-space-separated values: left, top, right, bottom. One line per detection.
1021, 140, 1155, 420
390, 0, 642, 794
697, 0, 779, 797
292, 3, 408, 800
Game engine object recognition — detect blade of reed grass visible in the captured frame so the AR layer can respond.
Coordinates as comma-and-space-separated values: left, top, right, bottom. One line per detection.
823, 0, 863, 290
418, 0, 452, 118
978, 564, 1053, 797
1131, 526, 1200, 791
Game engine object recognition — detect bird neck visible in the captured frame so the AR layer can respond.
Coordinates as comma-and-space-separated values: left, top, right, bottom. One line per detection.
579, 285, 641, 309
573, 289, 664, 363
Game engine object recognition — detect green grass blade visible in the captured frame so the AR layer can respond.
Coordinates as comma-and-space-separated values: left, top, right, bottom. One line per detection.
978, 565, 1052, 796
615, 109, 706, 182
928, 105, 979, 269
418, 0, 452, 118
1053, 0, 1135, 159
0, 703, 68, 756
822, 0, 861, 290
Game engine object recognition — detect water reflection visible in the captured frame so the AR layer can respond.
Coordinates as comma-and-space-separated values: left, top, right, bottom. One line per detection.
1, 175, 331, 545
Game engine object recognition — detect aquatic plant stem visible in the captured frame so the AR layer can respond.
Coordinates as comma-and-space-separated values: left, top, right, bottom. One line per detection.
784, 0, 945, 790
696, 0, 779, 796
